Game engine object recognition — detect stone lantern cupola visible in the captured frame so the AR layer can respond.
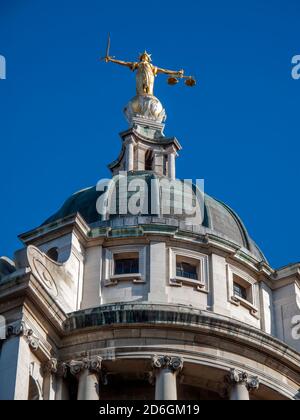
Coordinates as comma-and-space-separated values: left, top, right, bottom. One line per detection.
108, 94, 181, 180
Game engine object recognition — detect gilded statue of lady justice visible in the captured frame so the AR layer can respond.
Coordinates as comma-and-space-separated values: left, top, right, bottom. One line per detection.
102, 36, 196, 96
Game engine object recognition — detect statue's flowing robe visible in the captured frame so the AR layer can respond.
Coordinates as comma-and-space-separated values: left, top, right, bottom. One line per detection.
132, 62, 158, 95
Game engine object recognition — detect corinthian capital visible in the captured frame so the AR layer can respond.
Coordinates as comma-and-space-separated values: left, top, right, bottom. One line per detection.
152, 355, 183, 373
226, 369, 259, 391
70, 356, 103, 376
43, 358, 58, 375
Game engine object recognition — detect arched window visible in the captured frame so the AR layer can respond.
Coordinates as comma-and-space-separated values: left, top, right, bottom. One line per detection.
46, 247, 59, 262
145, 150, 153, 171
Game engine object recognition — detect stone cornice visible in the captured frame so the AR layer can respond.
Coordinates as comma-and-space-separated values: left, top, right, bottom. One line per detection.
119, 128, 182, 150
64, 303, 300, 378
273, 264, 300, 288
18, 213, 90, 247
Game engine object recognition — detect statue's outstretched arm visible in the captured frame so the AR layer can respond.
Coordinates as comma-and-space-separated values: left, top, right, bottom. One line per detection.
156, 67, 184, 77
106, 57, 134, 69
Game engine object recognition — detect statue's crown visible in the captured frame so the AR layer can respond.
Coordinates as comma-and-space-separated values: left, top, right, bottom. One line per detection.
139, 51, 152, 62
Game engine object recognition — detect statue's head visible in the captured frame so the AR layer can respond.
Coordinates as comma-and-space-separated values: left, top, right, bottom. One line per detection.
139, 51, 152, 62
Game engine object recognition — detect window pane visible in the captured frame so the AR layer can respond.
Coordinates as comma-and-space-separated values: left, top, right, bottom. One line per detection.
233, 282, 247, 300
176, 262, 198, 280
115, 258, 139, 275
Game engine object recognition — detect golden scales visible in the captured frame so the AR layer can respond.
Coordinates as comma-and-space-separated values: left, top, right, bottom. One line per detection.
167, 75, 197, 87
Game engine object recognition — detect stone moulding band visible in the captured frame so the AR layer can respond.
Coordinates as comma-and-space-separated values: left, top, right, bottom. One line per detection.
64, 304, 300, 375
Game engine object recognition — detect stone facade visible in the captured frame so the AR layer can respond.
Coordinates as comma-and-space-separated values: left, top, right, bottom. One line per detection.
0, 91, 300, 400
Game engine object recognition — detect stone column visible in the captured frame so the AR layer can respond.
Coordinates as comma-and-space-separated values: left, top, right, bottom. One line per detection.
125, 139, 135, 172
168, 153, 176, 180
226, 369, 259, 400
152, 355, 183, 400
70, 356, 102, 401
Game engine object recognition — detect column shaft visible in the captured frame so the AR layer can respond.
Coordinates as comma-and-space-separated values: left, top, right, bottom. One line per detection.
168, 153, 176, 180
126, 141, 134, 172
229, 383, 250, 400
77, 369, 99, 400
155, 369, 178, 400
152, 355, 183, 401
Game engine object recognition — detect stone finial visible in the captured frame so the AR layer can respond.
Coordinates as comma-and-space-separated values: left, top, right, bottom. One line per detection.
70, 356, 103, 376
226, 368, 260, 392
152, 355, 183, 373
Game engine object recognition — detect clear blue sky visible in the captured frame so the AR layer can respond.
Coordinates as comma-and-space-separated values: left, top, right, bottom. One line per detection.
0, 0, 299, 268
